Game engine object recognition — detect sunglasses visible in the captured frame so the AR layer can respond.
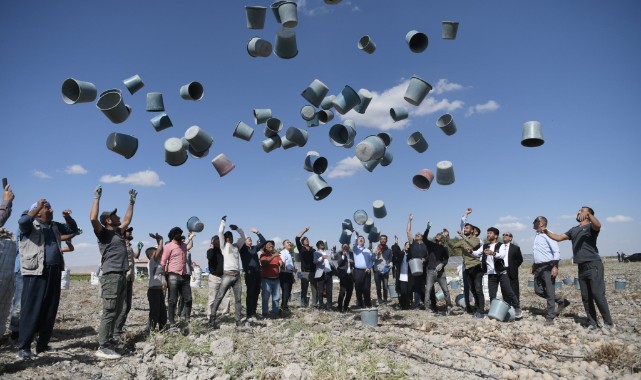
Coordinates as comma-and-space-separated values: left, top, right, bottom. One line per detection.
503, 234, 512, 237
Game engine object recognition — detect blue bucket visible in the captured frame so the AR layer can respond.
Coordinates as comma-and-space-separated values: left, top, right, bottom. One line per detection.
563, 276, 573, 286
387, 284, 399, 298
528, 279, 535, 288
555, 281, 562, 290
574, 277, 580, 289
450, 279, 460, 289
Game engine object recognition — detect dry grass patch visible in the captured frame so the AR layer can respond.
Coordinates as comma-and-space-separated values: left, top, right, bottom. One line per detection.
587, 342, 641, 372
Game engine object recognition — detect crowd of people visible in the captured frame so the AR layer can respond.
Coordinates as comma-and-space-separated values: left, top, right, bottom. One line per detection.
0, 184, 615, 362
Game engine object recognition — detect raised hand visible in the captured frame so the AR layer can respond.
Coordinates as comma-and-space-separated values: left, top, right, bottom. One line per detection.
94, 185, 102, 199
128, 189, 138, 204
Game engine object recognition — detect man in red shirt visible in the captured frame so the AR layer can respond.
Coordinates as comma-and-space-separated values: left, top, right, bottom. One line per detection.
260, 240, 284, 318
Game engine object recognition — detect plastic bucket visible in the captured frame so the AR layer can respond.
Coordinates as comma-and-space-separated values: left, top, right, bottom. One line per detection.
574, 277, 580, 289
435, 290, 444, 301
563, 276, 573, 286
555, 281, 562, 290
487, 299, 510, 321
504, 306, 516, 322
615, 278, 626, 290
409, 258, 423, 276
449, 279, 459, 289
455, 293, 465, 308
61, 268, 71, 290
387, 284, 398, 298
360, 308, 378, 327
528, 279, 535, 288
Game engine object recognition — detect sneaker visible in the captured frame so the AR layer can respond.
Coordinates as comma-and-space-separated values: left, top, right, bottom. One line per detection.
544, 318, 555, 326
36, 346, 58, 354
95, 346, 121, 360
514, 308, 523, 319
473, 312, 485, 319
17, 349, 34, 360
555, 299, 570, 316
586, 324, 599, 331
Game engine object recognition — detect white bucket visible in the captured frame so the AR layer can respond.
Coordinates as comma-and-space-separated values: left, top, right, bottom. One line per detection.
90, 272, 100, 285
409, 258, 423, 276
61, 268, 71, 290
487, 299, 510, 321
190, 267, 203, 288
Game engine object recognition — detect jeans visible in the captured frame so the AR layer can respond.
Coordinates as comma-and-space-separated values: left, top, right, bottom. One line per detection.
467, 265, 485, 313
9, 270, 23, 335
147, 287, 167, 331
299, 271, 317, 307
97, 271, 126, 346
211, 273, 242, 322
167, 274, 192, 323
316, 272, 333, 309
488, 272, 519, 308
279, 272, 294, 309
425, 269, 452, 309
261, 278, 281, 317
114, 280, 134, 336
534, 264, 564, 320
208, 274, 230, 317
244, 269, 261, 317
374, 271, 389, 302
577, 260, 613, 327
337, 274, 354, 311
352, 268, 372, 308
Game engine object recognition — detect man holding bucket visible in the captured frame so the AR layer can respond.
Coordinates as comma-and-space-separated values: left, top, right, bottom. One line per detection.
406, 214, 428, 309
481, 227, 522, 319
543, 208, 613, 330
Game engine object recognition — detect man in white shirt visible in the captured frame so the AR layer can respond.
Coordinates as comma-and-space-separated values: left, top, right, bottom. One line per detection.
279, 240, 296, 312
482, 227, 521, 319
313, 241, 333, 310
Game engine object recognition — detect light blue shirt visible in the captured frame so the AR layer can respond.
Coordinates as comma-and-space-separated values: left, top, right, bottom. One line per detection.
352, 244, 372, 269
280, 249, 294, 272
532, 232, 560, 263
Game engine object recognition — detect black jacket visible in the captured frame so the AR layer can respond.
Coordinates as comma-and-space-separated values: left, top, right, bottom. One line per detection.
481, 242, 505, 274
207, 246, 224, 276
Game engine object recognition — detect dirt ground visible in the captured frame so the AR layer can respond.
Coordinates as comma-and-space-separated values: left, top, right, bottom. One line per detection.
0, 258, 639, 379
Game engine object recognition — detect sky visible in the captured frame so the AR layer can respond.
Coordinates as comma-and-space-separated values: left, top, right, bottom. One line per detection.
1, 1, 640, 270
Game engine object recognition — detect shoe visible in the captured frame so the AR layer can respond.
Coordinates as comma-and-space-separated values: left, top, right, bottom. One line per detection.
555, 299, 570, 316
473, 312, 485, 319
95, 346, 121, 360
445, 306, 452, 316
544, 318, 555, 326
36, 346, 57, 354
18, 349, 34, 360
602, 323, 616, 331
465, 306, 475, 314
586, 324, 599, 331
514, 308, 523, 319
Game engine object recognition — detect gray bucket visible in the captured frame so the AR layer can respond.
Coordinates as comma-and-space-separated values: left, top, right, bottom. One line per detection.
245, 6, 267, 29
521, 121, 544, 147
275, 27, 298, 59
264, 117, 283, 137
409, 258, 423, 276
150, 113, 173, 132
368, 226, 380, 243
487, 299, 510, 321
233, 121, 255, 141
164, 137, 188, 166
455, 293, 465, 308
304, 152, 328, 174
358, 35, 376, 54
442, 21, 459, 40
505, 306, 516, 322
360, 308, 378, 327
450, 279, 460, 289
61, 78, 97, 104
262, 135, 282, 153
339, 229, 353, 245
574, 277, 580, 289
380, 150, 393, 167
146, 92, 165, 112
281, 135, 298, 150
615, 278, 626, 290
342, 219, 353, 231
320, 95, 336, 110
247, 37, 273, 57
106, 132, 138, 159
306, 174, 332, 201
363, 219, 374, 233
372, 200, 387, 218
435, 290, 444, 301
405, 30, 428, 53
390, 107, 409, 122
187, 216, 204, 233
300, 105, 316, 121
407, 132, 428, 153
123, 74, 144, 95
276, 1, 298, 28
332, 85, 361, 114
563, 276, 573, 286
362, 158, 381, 172
353, 89, 373, 114
437, 114, 457, 136
353, 210, 368, 226
285, 127, 308, 147
185, 125, 213, 153
254, 109, 272, 124
436, 161, 455, 185
388, 284, 398, 298
377, 132, 393, 147
301, 79, 329, 108
180, 81, 204, 101
528, 279, 535, 288
97, 91, 130, 124
555, 281, 562, 290
404, 76, 432, 106
329, 123, 356, 147
318, 109, 334, 124
355, 135, 386, 162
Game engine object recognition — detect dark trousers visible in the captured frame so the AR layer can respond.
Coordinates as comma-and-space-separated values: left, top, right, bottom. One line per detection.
19, 265, 61, 352
426, 269, 452, 309
374, 271, 389, 302
397, 280, 411, 310
337, 274, 354, 311
147, 287, 167, 331
244, 269, 262, 317
114, 280, 134, 336
413, 273, 426, 306
467, 265, 485, 313
462, 268, 471, 308
488, 272, 519, 308
316, 272, 333, 309
299, 271, 316, 307
352, 268, 372, 308
279, 272, 294, 309
534, 264, 564, 320
577, 260, 613, 327
508, 271, 520, 304
167, 274, 192, 323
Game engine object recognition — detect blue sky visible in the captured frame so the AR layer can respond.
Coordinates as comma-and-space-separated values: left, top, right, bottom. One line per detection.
2, 1, 640, 269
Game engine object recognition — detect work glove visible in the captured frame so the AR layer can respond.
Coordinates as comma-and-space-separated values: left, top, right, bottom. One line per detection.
129, 189, 138, 204
137, 242, 144, 251
435, 263, 444, 272
229, 224, 238, 231
94, 186, 102, 199
221, 215, 227, 222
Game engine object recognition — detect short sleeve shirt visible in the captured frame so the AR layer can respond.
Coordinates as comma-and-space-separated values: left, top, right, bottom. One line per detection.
97, 228, 128, 273
565, 223, 600, 263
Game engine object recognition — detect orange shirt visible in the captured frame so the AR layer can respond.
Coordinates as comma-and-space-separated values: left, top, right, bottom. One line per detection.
260, 252, 282, 279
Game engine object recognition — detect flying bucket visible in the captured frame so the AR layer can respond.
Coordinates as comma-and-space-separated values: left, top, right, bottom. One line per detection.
61, 78, 97, 104
106, 132, 138, 159
306, 174, 332, 201
187, 216, 204, 233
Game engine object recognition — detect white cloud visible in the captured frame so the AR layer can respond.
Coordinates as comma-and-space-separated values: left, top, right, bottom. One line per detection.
271, 236, 283, 247
433, 79, 464, 95
65, 164, 88, 175
495, 222, 527, 232
606, 215, 633, 223
33, 170, 52, 179
296, 0, 331, 17
498, 215, 519, 223
100, 170, 165, 187
466, 100, 500, 116
326, 156, 363, 179
341, 79, 464, 131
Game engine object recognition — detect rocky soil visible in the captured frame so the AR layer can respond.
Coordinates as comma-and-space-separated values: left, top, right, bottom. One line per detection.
1, 258, 640, 379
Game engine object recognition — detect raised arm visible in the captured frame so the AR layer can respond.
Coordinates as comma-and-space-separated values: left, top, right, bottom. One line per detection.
152, 235, 164, 261
0, 184, 14, 227
186, 232, 195, 251
253, 228, 267, 252
406, 213, 414, 243
543, 229, 569, 242
120, 189, 137, 232
61, 240, 74, 253
218, 217, 226, 244
460, 208, 472, 231
90, 186, 103, 235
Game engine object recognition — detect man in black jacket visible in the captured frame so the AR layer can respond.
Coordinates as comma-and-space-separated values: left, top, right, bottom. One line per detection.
334, 244, 354, 312
207, 236, 230, 322
501, 231, 523, 304
239, 227, 266, 320
424, 232, 453, 314
296, 226, 317, 308
482, 227, 521, 319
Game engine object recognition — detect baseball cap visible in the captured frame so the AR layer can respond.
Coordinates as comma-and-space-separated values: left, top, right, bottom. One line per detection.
99, 209, 117, 226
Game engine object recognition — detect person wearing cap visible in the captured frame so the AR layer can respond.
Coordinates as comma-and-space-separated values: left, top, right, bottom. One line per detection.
260, 240, 284, 318
17, 197, 78, 360
161, 226, 195, 326
239, 227, 266, 320
210, 216, 246, 328
352, 230, 373, 309
0, 184, 16, 343
501, 231, 523, 304
279, 240, 296, 313
530, 216, 570, 326
90, 186, 136, 360
443, 222, 482, 318
313, 240, 334, 311
295, 226, 317, 308
481, 227, 522, 319
113, 227, 142, 340
543, 208, 612, 329
145, 233, 166, 332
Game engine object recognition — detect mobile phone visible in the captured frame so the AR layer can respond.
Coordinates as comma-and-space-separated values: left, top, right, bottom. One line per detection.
2, 178, 7, 189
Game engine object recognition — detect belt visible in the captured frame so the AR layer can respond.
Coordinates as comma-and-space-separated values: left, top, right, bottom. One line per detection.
533, 262, 552, 269
354, 267, 366, 270
103, 270, 127, 276
223, 270, 240, 277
